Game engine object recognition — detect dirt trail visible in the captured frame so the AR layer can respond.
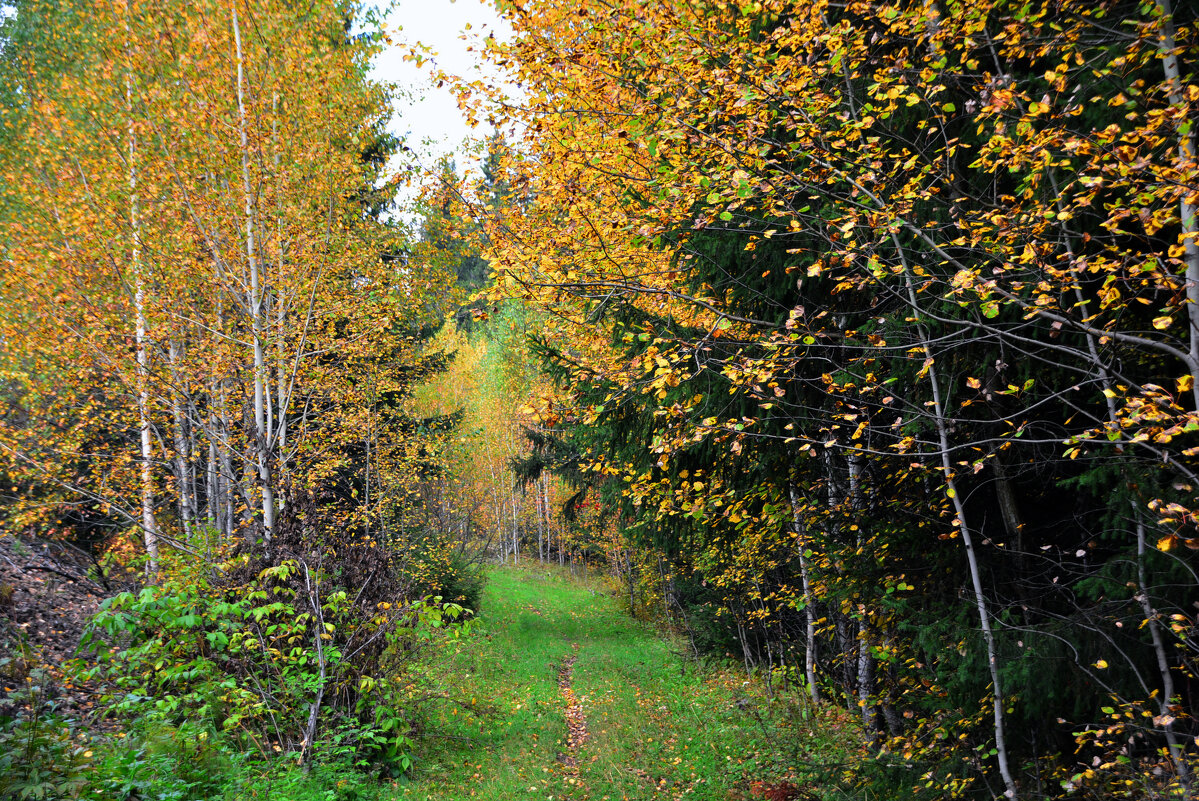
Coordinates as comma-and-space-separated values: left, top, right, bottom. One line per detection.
557, 643, 589, 771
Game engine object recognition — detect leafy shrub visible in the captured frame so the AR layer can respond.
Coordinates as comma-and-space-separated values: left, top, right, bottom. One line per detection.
79, 491, 475, 780
426, 548, 486, 611
86, 722, 231, 801
0, 660, 93, 801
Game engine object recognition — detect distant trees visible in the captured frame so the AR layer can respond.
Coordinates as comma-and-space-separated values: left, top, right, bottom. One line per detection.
471, 0, 1199, 796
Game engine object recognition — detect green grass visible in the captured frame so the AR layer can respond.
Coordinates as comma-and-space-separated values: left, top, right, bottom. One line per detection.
389, 566, 859, 801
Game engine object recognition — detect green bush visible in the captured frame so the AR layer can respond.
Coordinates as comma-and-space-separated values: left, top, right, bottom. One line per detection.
79, 556, 471, 779
433, 549, 486, 611
0, 661, 93, 801
87, 722, 232, 801
394, 533, 487, 613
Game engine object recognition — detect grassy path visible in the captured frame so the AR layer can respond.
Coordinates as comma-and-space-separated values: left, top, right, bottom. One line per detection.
389, 567, 854, 801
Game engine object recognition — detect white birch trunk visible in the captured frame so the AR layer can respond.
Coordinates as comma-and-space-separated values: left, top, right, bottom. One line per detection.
488, 459, 505, 562
168, 339, 195, 543
535, 480, 544, 562
126, 1, 158, 580
511, 487, 519, 564
233, 2, 275, 546
1155, 0, 1199, 401
271, 90, 289, 466
206, 424, 219, 531
787, 483, 822, 704
219, 383, 235, 538
1135, 509, 1192, 789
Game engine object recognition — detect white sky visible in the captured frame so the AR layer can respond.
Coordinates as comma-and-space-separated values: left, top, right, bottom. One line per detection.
368, 0, 513, 193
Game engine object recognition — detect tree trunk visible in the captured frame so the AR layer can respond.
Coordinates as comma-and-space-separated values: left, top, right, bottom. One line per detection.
126, 0, 158, 581
206, 429, 219, 531
168, 339, 195, 544
536, 481, 544, 562
219, 383, 235, 538
1134, 507, 1192, 790
786, 483, 822, 704
625, 548, 636, 616
900, 245, 1018, 798
858, 614, 878, 744
510, 486, 519, 564
1155, 0, 1199, 407
542, 474, 556, 564
232, 0, 275, 549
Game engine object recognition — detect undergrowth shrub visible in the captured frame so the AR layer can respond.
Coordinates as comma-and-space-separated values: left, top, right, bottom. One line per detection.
0, 659, 94, 801
86, 722, 231, 801
404, 546, 485, 611
78, 489, 476, 782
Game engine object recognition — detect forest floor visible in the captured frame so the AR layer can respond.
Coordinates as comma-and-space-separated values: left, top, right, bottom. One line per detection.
392, 567, 859, 801
1, 553, 859, 800
0, 535, 118, 723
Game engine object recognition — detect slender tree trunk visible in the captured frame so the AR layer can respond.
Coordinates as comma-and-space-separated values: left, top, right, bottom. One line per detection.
858, 613, 878, 744
510, 487, 519, 564
992, 457, 1023, 553
168, 339, 195, 543
930, 374, 1017, 797
535, 480, 545, 562
300, 559, 327, 766
542, 474, 555, 564
1134, 507, 1192, 790
219, 383, 235, 538
126, 1, 158, 581
1155, 0, 1199, 404
625, 548, 636, 615
232, 1, 275, 547
834, 614, 854, 710
271, 90, 289, 475
363, 400, 372, 540
900, 248, 1018, 799
787, 483, 822, 704
823, 453, 857, 711
488, 459, 504, 562
845, 452, 878, 733
206, 427, 219, 531
735, 612, 753, 676
186, 396, 201, 536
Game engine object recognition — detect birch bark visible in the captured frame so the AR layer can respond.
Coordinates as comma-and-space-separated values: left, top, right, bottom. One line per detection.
126, 0, 158, 580
232, 1, 275, 546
